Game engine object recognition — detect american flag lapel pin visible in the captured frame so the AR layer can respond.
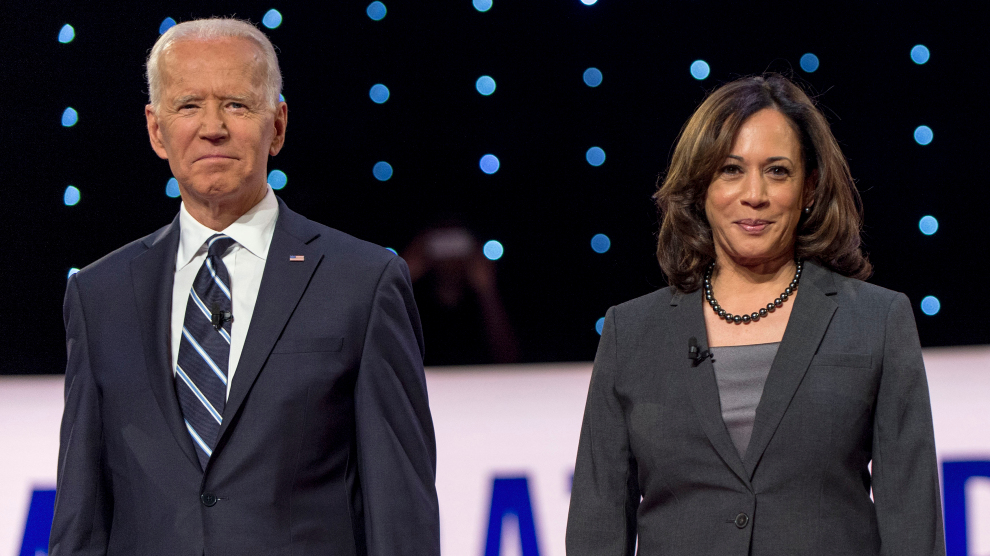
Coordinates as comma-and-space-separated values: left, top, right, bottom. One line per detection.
289, 255, 305, 262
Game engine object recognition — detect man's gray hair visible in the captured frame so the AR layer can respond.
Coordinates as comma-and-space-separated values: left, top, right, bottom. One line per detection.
146, 18, 282, 111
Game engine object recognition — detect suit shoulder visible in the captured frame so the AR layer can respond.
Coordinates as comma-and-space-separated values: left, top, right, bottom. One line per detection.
279, 208, 397, 274
829, 271, 905, 307
318, 225, 393, 263
610, 286, 677, 323
73, 222, 174, 284
305, 223, 395, 266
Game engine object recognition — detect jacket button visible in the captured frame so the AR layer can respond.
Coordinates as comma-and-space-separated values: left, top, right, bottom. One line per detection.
201, 493, 218, 507
734, 512, 749, 528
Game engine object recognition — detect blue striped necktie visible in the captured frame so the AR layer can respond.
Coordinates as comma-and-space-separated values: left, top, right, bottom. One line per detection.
175, 233, 236, 469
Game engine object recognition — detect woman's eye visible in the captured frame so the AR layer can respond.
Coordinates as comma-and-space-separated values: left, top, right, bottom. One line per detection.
720, 165, 741, 175
768, 166, 791, 177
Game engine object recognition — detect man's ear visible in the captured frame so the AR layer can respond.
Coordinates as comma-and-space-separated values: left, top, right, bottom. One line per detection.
269, 101, 288, 156
146, 105, 169, 160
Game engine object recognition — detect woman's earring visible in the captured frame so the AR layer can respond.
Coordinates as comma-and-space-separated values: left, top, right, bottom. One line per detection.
803, 206, 812, 214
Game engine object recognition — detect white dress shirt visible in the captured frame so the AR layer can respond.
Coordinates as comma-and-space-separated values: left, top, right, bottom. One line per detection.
170, 186, 279, 399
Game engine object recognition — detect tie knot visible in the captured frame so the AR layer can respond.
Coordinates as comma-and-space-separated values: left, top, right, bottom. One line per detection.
206, 234, 237, 259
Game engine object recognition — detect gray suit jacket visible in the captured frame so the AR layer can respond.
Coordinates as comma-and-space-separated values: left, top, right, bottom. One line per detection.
51, 199, 440, 556
566, 262, 945, 555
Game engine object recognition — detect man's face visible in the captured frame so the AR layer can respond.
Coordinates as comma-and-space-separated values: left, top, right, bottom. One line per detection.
146, 38, 287, 217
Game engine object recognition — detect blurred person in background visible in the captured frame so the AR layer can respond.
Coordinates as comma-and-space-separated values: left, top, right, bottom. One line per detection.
404, 224, 520, 366
566, 74, 944, 555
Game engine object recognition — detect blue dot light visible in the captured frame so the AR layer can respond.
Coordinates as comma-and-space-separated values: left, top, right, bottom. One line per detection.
586, 146, 606, 167
799, 53, 820, 73
279, 93, 285, 102
159, 17, 176, 35
268, 169, 287, 190
262, 9, 283, 29
480, 154, 500, 174
918, 215, 938, 235
583, 67, 603, 87
68, 268, 80, 279
165, 177, 181, 198
920, 296, 941, 316
58, 24, 75, 44
582, 0, 599, 5
690, 60, 710, 80
373, 161, 393, 181
64, 186, 81, 206
385, 247, 397, 255
369, 84, 390, 104
911, 45, 930, 65
914, 125, 933, 145
595, 317, 605, 335
473, 0, 493, 12
61, 107, 79, 127
367, 1, 387, 20
591, 233, 611, 254
476, 76, 496, 96
483, 240, 504, 261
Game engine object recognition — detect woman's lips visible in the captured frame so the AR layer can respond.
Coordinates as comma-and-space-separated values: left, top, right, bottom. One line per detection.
735, 219, 770, 233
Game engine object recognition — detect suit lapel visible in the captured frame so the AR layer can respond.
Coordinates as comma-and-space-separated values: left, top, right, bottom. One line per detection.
670, 289, 751, 486
216, 200, 323, 447
130, 216, 201, 470
743, 262, 837, 477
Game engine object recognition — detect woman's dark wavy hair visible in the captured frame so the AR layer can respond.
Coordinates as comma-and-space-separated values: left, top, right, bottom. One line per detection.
653, 73, 872, 292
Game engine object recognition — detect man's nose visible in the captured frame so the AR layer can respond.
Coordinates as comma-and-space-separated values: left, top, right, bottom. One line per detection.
198, 104, 229, 141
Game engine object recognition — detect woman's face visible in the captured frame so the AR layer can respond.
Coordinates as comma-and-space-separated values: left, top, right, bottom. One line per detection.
705, 108, 811, 269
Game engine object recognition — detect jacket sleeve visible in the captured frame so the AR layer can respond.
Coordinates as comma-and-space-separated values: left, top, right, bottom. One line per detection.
871, 292, 946, 556
566, 307, 639, 556
49, 274, 113, 556
354, 255, 440, 556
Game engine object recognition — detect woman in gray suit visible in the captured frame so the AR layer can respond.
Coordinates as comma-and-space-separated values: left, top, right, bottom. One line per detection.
566, 74, 945, 555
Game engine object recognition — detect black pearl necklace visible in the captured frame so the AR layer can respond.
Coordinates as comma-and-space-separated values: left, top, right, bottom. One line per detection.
704, 260, 802, 324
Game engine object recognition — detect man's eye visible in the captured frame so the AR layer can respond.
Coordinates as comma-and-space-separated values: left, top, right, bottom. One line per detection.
229, 103, 246, 109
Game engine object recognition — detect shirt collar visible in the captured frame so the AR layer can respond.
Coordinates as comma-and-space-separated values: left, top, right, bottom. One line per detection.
176, 186, 280, 271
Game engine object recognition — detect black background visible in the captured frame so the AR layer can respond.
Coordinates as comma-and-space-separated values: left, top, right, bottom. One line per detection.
2, 1, 987, 374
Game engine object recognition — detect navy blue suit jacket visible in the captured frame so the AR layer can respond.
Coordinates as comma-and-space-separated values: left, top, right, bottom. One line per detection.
50, 199, 440, 556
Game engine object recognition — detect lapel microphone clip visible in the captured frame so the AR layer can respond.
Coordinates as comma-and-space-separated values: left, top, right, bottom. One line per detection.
210, 305, 233, 331
688, 337, 712, 366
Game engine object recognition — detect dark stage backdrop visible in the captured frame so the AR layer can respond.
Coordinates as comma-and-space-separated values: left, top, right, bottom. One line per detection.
2, 1, 986, 375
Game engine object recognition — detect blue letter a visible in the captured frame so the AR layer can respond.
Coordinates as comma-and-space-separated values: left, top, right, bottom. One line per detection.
484, 476, 540, 556
943, 460, 990, 556
19, 488, 56, 556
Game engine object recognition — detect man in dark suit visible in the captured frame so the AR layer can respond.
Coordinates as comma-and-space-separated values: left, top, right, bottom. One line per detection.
50, 18, 440, 555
